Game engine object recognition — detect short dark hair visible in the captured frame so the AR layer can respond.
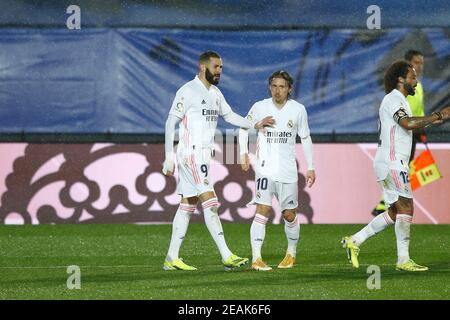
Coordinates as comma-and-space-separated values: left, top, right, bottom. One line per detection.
268, 70, 293, 87
268, 70, 294, 98
383, 60, 412, 93
199, 51, 221, 64
404, 49, 423, 62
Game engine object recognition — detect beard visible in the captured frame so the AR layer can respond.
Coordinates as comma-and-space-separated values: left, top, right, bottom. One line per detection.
205, 68, 219, 85
274, 95, 286, 104
404, 82, 416, 96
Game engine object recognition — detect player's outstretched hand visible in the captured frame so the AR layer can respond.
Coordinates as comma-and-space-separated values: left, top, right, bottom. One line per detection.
432, 106, 450, 125
162, 159, 174, 176
440, 106, 450, 121
240, 153, 250, 171
306, 170, 316, 188
254, 116, 275, 129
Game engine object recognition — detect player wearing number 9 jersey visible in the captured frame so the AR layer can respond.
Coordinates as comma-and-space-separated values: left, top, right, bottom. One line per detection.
162, 51, 275, 271
342, 60, 450, 272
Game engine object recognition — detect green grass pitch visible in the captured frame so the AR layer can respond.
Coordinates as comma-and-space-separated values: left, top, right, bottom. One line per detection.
0, 223, 448, 299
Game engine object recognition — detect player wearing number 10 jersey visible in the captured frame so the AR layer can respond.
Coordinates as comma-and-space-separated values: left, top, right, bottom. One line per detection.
239, 70, 316, 271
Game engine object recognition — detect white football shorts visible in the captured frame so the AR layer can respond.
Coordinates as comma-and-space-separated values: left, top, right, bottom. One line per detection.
252, 173, 298, 211
374, 159, 412, 207
176, 149, 214, 198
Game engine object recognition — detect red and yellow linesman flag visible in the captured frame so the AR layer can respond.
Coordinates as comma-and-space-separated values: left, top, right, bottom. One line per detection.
409, 149, 442, 191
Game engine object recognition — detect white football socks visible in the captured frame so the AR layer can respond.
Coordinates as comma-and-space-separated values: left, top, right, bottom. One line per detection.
250, 213, 268, 262
284, 215, 299, 256
395, 214, 412, 265
166, 203, 195, 262
202, 198, 232, 261
351, 211, 394, 246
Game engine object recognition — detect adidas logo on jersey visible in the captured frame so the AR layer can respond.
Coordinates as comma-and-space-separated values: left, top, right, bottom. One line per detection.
201, 99, 206, 104
288, 200, 294, 205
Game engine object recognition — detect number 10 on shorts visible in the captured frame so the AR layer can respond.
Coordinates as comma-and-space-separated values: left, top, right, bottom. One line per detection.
256, 178, 268, 190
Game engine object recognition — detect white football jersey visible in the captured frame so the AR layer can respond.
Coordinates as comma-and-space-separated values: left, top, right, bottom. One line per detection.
374, 89, 413, 169
246, 98, 311, 183
169, 76, 232, 157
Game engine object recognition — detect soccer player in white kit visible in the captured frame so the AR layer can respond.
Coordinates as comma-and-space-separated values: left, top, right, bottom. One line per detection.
239, 70, 316, 271
162, 51, 274, 271
342, 61, 450, 272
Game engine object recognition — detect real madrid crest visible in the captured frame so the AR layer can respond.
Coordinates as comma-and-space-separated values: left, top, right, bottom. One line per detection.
287, 120, 294, 129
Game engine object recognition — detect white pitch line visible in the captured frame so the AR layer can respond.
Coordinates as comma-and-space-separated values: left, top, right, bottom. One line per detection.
359, 143, 450, 150
413, 201, 438, 224
357, 144, 439, 224
414, 143, 450, 150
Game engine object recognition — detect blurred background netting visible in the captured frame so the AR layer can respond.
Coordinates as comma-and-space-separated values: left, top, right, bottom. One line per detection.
0, 0, 449, 140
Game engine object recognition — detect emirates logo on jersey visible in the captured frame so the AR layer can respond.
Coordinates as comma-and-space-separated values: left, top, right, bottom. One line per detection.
265, 131, 292, 138
264, 130, 291, 144
202, 109, 218, 122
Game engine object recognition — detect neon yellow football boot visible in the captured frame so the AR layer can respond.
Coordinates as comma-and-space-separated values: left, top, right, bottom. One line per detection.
163, 258, 197, 271
341, 236, 360, 268
223, 254, 249, 271
396, 259, 428, 272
